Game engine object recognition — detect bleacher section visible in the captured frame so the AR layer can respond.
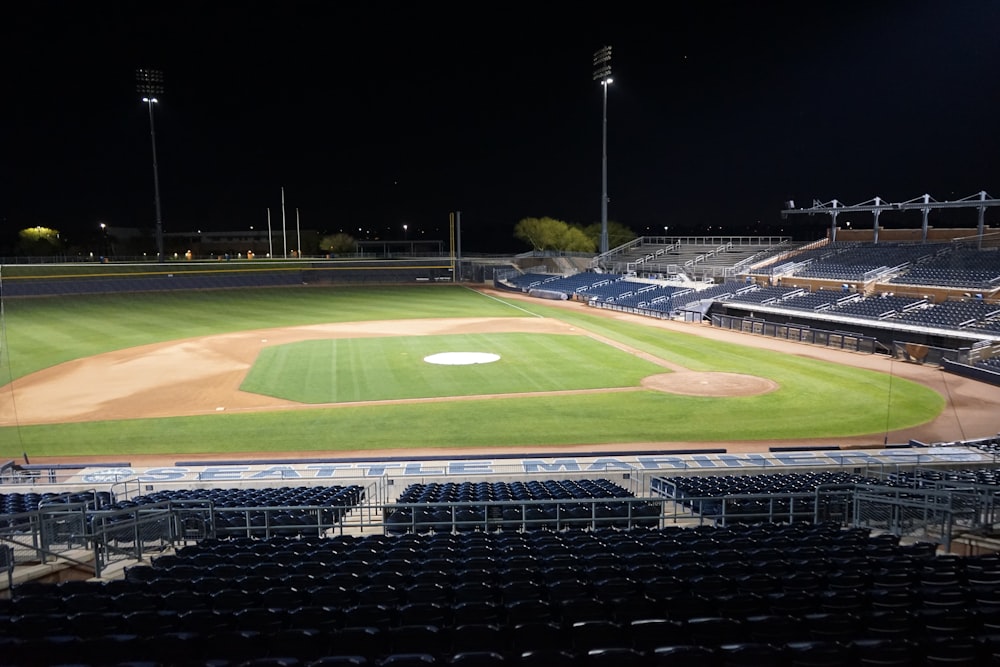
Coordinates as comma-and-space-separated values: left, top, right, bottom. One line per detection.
610, 286, 695, 315
721, 286, 804, 306
824, 295, 926, 320
894, 300, 1000, 329
503, 269, 746, 319
720, 282, 1000, 335
677, 281, 746, 304
787, 243, 946, 282
506, 240, 1000, 351
0, 490, 113, 533
654, 471, 874, 523
4, 438, 1000, 665
889, 248, 1000, 290
101, 485, 366, 538
778, 290, 854, 312
384, 479, 660, 534
504, 272, 562, 291
722, 286, 921, 319
605, 237, 793, 282
6, 521, 1000, 665
535, 272, 625, 296
728, 242, 1000, 339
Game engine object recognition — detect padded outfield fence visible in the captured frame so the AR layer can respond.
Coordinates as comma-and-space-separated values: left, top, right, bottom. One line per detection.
0, 260, 462, 297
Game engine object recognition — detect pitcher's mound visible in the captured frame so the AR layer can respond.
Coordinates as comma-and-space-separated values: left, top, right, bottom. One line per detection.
641, 372, 779, 397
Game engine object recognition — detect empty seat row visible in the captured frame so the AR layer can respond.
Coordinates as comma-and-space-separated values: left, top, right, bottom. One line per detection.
5, 616, 1000, 665
396, 479, 631, 503
6, 522, 1000, 665
106, 485, 365, 511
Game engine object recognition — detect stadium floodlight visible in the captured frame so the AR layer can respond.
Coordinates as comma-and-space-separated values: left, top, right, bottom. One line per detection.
593, 46, 613, 255
136, 68, 165, 263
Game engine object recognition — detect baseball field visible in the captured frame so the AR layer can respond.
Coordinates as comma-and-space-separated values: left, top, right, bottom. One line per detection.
0, 282, 995, 464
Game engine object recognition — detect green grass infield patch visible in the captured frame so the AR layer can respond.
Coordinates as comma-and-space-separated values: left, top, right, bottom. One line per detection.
239, 332, 669, 403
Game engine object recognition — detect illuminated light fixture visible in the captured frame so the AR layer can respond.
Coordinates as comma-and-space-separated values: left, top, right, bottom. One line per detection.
593, 46, 612, 255
136, 68, 165, 262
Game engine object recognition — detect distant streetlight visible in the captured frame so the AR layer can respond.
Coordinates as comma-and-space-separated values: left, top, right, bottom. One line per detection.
136, 68, 165, 263
593, 45, 613, 255
403, 224, 408, 239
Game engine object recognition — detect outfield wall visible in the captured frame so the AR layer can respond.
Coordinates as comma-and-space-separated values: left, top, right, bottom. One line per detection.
0, 260, 458, 297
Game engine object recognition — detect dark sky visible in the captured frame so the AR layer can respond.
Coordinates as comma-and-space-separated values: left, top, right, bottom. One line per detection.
4, 1, 1000, 253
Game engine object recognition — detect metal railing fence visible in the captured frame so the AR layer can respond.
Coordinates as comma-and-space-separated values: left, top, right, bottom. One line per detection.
852, 484, 990, 552
6, 467, 1000, 578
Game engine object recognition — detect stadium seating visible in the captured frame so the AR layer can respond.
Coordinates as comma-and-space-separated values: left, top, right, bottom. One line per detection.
777, 289, 850, 311
8, 521, 1000, 665
721, 286, 802, 305
888, 248, 1000, 289
653, 471, 875, 522
384, 479, 659, 534
3, 235, 1000, 666
96, 485, 366, 538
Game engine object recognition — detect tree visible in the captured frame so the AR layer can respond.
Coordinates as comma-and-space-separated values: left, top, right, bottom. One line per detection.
513, 217, 596, 253
18, 226, 63, 256
582, 221, 637, 250
558, 225, 597, 252
319, 232, 356, 255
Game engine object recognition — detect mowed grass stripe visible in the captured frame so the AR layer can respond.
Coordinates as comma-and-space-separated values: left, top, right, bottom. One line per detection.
240, 333, 665, 403
5, 379, 943, 456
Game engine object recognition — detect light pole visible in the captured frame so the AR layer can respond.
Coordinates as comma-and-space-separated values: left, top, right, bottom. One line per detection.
136, 68, 165, 263
593, 46, 612, 255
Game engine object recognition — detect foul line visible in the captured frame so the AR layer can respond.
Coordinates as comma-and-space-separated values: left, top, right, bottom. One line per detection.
465, 285, 544, 318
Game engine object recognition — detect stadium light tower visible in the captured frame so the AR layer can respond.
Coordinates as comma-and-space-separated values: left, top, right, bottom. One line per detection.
136, 68, 165, 263
593, 46, 613, 255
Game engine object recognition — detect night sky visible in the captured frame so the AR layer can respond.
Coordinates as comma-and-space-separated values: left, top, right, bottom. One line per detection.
4, 1, 1000, 253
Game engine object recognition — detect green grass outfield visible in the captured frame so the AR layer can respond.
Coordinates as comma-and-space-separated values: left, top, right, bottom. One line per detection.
0, 284, 944, 457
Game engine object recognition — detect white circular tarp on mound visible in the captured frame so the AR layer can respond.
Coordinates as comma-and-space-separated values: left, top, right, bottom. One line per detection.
424, 352, 500, 365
